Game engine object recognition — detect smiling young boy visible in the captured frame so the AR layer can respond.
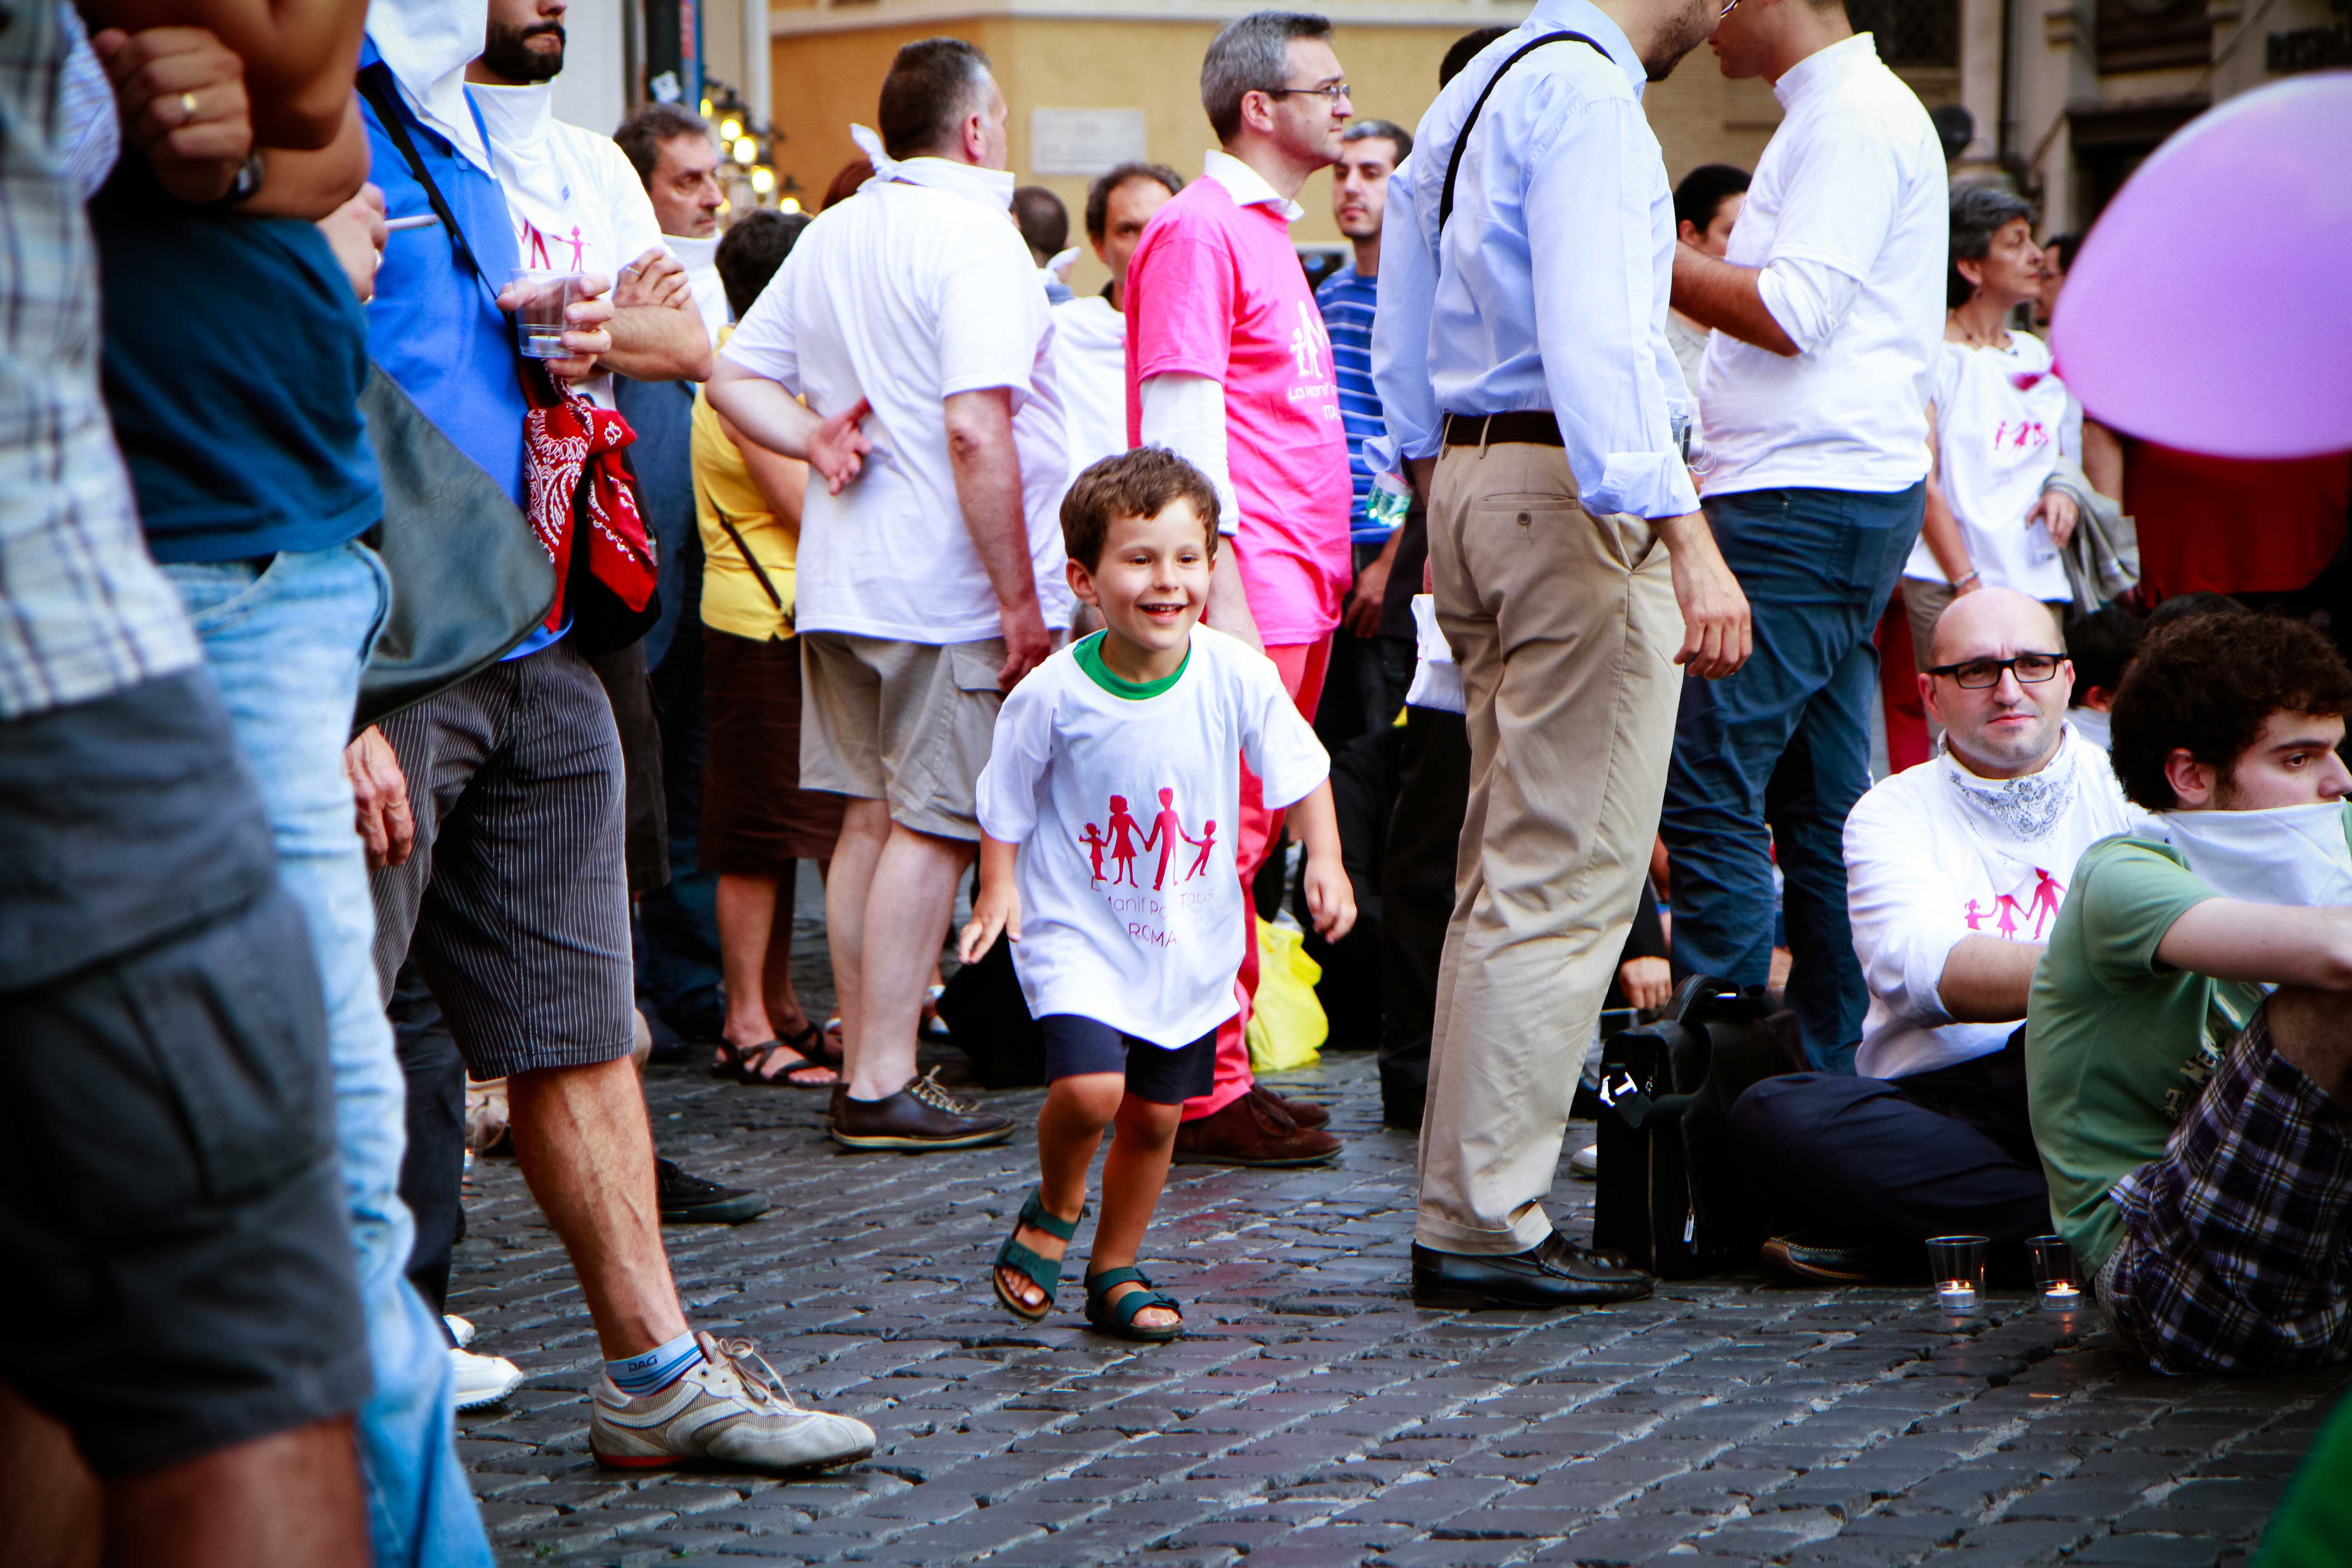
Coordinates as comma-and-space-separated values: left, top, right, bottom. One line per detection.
960, 447, 1355, 1340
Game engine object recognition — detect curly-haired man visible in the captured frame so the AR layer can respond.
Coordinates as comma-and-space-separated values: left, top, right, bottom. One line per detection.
2028, 608, 2352, 1375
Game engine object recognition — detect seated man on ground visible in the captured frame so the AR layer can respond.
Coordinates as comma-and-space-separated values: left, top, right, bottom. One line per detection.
1735, 588, 2141, 1280
2029, 611, 2352, 1375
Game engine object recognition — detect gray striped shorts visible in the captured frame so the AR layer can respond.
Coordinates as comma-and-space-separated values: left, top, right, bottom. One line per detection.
368, 642, 635, 1079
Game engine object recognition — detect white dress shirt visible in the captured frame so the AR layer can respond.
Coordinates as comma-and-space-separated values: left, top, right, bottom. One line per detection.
1371, 0, 1695, 521
1695, 33, 1946, 497
1845, 726, 2144, 1078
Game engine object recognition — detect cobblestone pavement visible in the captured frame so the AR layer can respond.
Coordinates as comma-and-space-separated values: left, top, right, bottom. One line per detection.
452, 1031, 2343, 1568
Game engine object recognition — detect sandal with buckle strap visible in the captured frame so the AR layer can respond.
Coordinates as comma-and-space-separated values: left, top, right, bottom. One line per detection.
992, 1188, 1085, 1321
1084, 1266, 1184, 1342
710, 1029, 838, 1089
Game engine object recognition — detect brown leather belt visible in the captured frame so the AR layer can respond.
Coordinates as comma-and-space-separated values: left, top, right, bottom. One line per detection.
1442, 411, 1563, 448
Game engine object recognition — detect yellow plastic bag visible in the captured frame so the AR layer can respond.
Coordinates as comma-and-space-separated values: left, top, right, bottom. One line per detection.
1245, 917, 1327, 1073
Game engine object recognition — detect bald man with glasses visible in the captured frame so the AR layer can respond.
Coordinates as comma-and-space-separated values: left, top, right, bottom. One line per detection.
1730, 588, 2142, 1284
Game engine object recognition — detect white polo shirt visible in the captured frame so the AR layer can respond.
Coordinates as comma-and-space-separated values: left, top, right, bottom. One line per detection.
1696, 32, 1946, 497
719, 158, 1073, 643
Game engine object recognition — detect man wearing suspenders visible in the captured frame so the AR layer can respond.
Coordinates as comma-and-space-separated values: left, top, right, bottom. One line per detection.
1373, 0, 1748, 1308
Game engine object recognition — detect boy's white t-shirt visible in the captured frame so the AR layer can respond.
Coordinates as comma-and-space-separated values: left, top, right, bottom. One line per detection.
973, 626, 1329, 1049
1902, 332, 2079, 601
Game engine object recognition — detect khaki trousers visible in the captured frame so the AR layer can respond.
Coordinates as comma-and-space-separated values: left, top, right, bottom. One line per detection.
1415, 439, 1684, 1255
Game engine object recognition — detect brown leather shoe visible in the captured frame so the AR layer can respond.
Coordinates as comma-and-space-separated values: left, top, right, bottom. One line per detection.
1171, 1088, 1339, 1167
1248, 1081, 1329, 1129
830, 1069, 1014, 1152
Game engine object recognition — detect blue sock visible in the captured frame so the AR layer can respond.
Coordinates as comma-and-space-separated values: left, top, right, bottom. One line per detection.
607, 1330, 704, 1397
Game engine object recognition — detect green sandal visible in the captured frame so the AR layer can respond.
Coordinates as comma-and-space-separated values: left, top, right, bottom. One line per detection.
1083, 1266, 1184, 1342
991, 1189, 1083, 1321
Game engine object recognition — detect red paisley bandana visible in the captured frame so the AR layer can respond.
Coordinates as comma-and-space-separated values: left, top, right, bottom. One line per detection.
521, 381, 657, 631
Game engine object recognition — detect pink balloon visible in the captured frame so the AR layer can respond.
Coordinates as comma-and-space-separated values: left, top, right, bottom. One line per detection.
2050, 74, 2352, 461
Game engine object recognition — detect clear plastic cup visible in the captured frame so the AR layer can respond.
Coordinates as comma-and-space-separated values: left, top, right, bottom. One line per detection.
2028, 1234, 2083, 1308
510, 268, 586, 359
1926, 1235, 1989, 1312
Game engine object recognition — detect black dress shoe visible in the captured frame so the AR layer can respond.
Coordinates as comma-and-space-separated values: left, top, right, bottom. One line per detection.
1759, 1231, 1891, 1284
654, 1157, 769, 1225
1411, 1231, 1654, 1308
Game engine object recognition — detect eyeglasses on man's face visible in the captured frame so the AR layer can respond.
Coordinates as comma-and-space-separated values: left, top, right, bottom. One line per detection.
1260, 82, 1352, 104
1718, 0, 1741, 16
1926, 652, 2066, 690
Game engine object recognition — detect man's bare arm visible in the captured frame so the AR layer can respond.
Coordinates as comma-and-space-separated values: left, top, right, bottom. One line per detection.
240, 97, 368, 219
601, 251, 713, 382
706, 358, 824, 457
81, 0, 365, 149
1671, 246, 1799, 358
944, 387, 1051, 689
1937, 936, 2044, 1022
2157, 900, 2352, 990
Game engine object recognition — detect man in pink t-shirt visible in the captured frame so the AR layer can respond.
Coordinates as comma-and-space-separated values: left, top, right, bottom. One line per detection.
1123, 10, 1354, 1168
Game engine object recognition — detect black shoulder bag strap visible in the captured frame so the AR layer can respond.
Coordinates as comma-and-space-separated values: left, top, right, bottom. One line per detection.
1437, 31, 1610, 231
698, 478, 791, 620
355, 63, 497, 311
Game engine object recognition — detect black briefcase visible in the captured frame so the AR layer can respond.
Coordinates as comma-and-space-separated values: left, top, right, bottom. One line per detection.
1592, 975, 1801, 1278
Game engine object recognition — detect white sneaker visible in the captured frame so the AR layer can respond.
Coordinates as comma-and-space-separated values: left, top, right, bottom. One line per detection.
590, 1332, 874, 1474
1569, 1143, 1600, 1179
450, 1347, 525, 1410
444, 1314, 476, 1348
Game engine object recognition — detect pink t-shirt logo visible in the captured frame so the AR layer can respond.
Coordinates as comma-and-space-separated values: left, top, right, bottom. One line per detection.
1289, 301, 1329, 380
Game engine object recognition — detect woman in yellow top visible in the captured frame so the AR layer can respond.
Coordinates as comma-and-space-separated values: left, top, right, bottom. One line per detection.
695, 212, 845, 1088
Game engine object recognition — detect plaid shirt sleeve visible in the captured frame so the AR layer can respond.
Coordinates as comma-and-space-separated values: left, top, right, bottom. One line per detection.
0, 2, 201, 720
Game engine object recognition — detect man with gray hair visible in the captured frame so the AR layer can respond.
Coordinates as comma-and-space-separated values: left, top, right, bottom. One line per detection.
709, 37, 1068, 1154
1122, 10, 1356, 1167
1374, 0, 1749, 1308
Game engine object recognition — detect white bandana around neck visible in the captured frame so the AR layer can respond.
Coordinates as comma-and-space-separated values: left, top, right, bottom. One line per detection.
1939, 727, 2082, 847
847, 122, 1014, 210
2154, 800, 2352, 908
465, 79, 581, 266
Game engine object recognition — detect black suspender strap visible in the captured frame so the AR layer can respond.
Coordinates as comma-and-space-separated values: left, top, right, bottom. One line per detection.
1437, 31, 1610, 231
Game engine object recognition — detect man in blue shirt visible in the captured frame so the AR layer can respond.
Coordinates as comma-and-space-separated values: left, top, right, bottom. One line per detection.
1314, 116, 1415, 733
351, 3, 873, 1475
1372, 0, 1749, 1310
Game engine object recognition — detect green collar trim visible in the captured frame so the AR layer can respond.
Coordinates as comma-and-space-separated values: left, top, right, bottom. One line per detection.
1073, 631, 1189, 700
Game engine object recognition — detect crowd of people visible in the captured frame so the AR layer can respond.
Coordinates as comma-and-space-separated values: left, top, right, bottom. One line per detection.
2, 0, 2347, 1559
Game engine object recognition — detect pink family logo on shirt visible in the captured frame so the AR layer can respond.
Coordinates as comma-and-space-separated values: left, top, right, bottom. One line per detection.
1962, 868, 2066, 940
1080, 789, 1218, 891
1991, 419, 2051, 452
1288, 301, 1329, 380
520, 220, 589, 272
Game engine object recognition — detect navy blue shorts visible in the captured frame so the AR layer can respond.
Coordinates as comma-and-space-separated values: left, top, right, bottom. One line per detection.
1040, 1014, 1216, 1106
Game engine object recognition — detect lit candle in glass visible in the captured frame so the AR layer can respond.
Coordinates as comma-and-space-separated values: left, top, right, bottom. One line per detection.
2028, 1235, 2082, 1310
1926, 1236, 1989, 1313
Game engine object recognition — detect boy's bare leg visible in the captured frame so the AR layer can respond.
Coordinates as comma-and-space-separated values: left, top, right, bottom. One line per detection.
997, 1073, 1121, 1313
1093, 1095, 1185, 1330
2268, 985, 2352, 1104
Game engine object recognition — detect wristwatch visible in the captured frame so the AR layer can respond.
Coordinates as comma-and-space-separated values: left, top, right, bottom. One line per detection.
215, 149, 265, 205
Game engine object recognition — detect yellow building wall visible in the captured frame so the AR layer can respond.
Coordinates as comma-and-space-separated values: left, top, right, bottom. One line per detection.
767, 17, 1783, 297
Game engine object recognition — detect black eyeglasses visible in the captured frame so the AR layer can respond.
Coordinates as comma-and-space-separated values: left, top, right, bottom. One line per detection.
1259, 82, 1352, 103
1926, 652, 2066, 689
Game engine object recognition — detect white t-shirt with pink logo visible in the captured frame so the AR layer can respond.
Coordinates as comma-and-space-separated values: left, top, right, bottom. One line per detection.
1904, 332, 2081, 602
1124, 156, 1354, 647
973, 626, 1328, 1049
1845, 725, 2146, 1078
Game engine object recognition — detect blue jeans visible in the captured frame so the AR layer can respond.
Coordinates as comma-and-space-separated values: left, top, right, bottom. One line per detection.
164, 542, 492, 1568
1658, 483, 1924, 1074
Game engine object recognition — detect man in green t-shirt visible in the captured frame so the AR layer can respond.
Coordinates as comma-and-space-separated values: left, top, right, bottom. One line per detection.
2028, 610, 2352, 1375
